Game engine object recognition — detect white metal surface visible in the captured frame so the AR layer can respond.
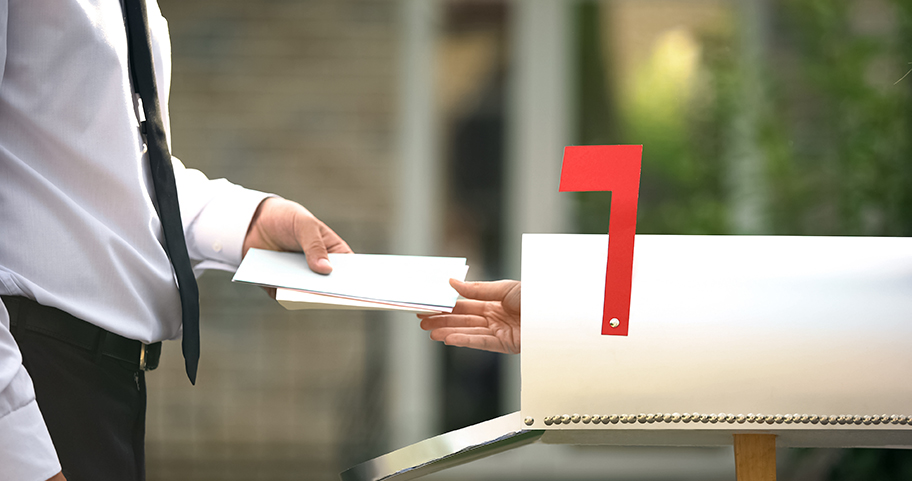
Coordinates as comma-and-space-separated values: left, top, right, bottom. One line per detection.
521, 234, 912, 447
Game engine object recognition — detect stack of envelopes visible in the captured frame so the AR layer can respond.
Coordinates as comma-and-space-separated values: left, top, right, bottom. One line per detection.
233, 248, 469, 314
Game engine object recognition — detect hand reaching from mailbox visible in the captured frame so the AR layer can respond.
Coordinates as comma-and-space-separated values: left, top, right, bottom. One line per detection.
418, 279, 521, 354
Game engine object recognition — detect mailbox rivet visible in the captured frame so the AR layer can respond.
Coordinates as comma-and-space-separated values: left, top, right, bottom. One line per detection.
701, 414, 710, 423
783, 415, 792, 424
809, 415, 819, 424
830, 415, 839, 424
726, 414, 735, 423
662, 413, 672, 423
671, 413, 681, 422
571, 414, 581, 424
682, 413, 691, 423
765, 415, 775, 424
876, 415, 886, 425
524, 417, 534, 426
646, 414, 656, 423
736, 414, 746, 424
609, 317, 620, 328
582, 415, 591, 424
561, 414, 570, 424
603, 415, 613, 424
800, 414, 809, 423
746, 413, 755, 423
774, 415, 784, 424
543, 417, 552, 426
637, 414, 647, 424
902, 416, 910, 425
853, 415, 862, 425
863, 416, 872, 425
709, 414, 718, 423
890, 415, 899, 424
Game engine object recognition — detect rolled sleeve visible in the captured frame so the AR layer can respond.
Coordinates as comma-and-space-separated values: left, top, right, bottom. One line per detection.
0, 306, 61, 481
172, 158, 272, 273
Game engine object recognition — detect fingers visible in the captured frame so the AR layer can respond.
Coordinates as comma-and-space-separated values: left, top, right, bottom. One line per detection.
428, 328, 508, 354
418, 300, 489, 320
419, 314, 489, 331
449, 279, 519, 303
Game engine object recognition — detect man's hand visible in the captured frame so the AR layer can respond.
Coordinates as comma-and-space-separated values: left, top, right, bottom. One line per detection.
47, 472, 66, 481
418, 279, 521, 354
242, 197, 352, 274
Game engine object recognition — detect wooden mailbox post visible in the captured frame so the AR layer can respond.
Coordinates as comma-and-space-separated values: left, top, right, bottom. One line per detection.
342, 146, 912, 481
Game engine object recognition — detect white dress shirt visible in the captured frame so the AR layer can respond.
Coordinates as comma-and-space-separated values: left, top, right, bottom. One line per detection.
0, 1, 270, 478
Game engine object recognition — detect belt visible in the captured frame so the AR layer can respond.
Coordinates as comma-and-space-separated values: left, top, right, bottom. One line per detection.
2, 296, 161, 371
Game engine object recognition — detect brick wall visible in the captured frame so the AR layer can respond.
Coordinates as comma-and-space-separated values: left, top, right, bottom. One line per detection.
148, 1, 398, 479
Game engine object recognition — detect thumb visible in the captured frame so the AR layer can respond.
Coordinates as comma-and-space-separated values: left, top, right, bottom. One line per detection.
449, 279, 517, 302
296, 217, 333, 275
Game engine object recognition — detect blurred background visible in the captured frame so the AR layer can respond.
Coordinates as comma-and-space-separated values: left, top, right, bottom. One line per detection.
149, 0, 912, 479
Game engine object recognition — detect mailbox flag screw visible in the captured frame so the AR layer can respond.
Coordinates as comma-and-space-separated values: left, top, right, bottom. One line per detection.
571, 414, 581, 423
524, 417, 534, 426
609, 318, 620, 328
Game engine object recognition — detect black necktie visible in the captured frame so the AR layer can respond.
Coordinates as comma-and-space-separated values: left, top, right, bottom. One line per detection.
123, 0, 201, 384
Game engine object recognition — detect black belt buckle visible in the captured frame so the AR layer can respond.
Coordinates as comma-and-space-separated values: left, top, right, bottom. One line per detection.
138, 342, 161, 371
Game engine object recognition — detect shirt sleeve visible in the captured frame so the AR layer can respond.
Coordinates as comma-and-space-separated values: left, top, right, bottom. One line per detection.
171, 157, 273, 275
0, 305, 62, 481
0, 4, 63, 480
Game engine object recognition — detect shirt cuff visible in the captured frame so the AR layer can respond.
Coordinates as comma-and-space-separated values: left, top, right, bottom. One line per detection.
188, 184, 273, 273
0, 369, 61, 481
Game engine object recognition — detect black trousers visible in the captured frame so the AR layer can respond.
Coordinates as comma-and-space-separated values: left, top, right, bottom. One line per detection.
13, 326, 147, 481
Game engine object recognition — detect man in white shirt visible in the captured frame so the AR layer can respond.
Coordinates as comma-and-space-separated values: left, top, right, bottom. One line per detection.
0, 1, 350, 480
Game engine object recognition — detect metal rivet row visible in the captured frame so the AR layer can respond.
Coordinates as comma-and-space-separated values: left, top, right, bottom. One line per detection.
539, 413, 911, 427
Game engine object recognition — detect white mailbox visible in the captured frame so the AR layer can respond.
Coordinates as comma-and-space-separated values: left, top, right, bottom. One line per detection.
521, 233, 912, 448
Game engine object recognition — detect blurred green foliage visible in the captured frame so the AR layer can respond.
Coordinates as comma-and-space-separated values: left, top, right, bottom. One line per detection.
573, 0, 912, 237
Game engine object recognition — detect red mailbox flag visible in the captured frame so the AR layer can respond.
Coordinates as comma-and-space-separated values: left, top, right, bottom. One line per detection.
559, 145, 642, 336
